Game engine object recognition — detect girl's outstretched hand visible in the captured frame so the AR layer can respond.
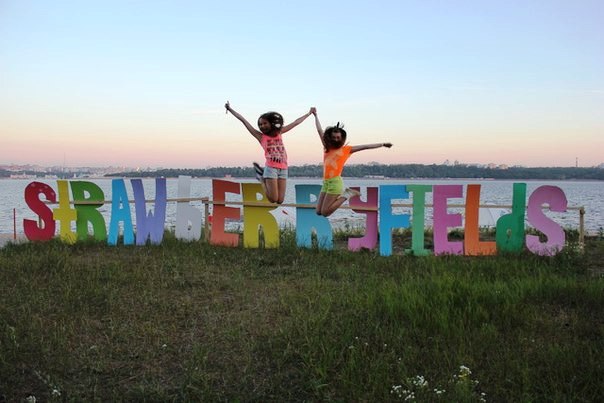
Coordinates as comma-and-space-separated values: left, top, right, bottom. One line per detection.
225, 101, 231, 113
310, 107, 317, 115
383, 143, 393, 148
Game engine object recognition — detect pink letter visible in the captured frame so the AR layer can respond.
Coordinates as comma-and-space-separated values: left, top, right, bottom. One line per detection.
526, 185, 567, 256
433, 185, 463, 255
348, 187, 378, 251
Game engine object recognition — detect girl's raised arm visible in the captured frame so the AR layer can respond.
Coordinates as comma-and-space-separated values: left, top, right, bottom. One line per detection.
350, 142, 393, 154
225, 101, 262, 142
311, 108, 327, 148
281, 107, 314, 133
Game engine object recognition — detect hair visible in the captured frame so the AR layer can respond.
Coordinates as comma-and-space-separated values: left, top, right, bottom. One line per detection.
258, 111, 284, 136
323, 122, 347, 150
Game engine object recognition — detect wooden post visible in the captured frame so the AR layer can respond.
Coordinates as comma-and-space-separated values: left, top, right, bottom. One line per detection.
579, 207, 585, 250
202, 197, 210, 242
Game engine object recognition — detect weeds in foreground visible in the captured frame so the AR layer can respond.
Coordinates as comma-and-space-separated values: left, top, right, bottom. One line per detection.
0, 235, 603, 401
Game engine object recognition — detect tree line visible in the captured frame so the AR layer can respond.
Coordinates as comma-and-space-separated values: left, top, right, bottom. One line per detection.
104, 164, 604, 180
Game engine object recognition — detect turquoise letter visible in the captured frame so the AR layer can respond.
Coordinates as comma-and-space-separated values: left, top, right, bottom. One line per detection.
108, 179, 134, 246
379, 185, 410, 256
295, 184, 333, 249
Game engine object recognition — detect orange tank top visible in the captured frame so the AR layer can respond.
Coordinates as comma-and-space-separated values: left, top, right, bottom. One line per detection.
323, 145, 352, 179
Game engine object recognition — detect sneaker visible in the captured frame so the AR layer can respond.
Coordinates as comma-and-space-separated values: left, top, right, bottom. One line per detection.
342, 188, 361, 200
252, 162, 264, 182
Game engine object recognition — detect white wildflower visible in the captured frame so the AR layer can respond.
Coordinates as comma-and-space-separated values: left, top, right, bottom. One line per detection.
390, 385, 403, 398
411, 375, 428, 388
459, 365, 472, 376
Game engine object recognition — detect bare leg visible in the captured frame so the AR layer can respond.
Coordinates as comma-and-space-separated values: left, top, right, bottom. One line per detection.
316, 192, 326, 215
319, 193, 347, 217
276, 178, 286, 204
259, 180, 269, 201
264, 178, 280, 204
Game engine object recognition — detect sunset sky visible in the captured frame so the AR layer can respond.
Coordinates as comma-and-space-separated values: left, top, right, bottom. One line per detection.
1, 1, 603, 169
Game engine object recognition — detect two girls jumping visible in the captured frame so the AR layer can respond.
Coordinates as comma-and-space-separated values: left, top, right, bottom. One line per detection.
225, 102, 392, 215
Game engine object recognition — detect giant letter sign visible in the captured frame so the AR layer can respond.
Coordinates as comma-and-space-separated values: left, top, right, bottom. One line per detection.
71, 181, 107, 241
496, 183, 526, 253
175, 175, 203, 241
379, 185, 410, 256
242, 183, 279, 248
348, 187, 378, 251
405, 184, 432, 256
295, 184, 333, 249
132, 178, 167, 245
108, 179, 135, 246
526, 185, 567, 256
52, 180, 77, 244
464, 184, 496, 256
433, 185, 463, 255
210, 179, 241, 247
24, 182, 57, 241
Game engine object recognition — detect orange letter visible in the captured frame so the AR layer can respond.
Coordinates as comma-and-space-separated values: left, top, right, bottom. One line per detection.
464, 184, 496, 255
210, 179, 241, 247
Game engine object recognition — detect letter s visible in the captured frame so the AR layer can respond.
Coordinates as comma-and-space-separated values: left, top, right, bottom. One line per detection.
23, 181, 57, 241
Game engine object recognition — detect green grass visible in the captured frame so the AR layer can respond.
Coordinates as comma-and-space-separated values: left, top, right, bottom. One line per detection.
1, 232, 603, 402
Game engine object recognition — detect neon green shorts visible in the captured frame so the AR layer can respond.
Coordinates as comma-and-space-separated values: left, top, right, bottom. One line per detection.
321, 176, 344, 195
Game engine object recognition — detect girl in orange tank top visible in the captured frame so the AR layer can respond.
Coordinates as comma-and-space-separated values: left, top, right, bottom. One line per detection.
312, 109, 393, 217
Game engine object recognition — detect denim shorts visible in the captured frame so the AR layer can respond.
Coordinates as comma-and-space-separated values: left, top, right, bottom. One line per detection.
264, 166, 288, 179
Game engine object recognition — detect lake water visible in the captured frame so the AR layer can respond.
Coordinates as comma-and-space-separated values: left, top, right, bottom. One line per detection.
1, 177, 602, 236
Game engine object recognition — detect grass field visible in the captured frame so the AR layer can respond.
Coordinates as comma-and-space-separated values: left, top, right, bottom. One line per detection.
1, 231, 603, 402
